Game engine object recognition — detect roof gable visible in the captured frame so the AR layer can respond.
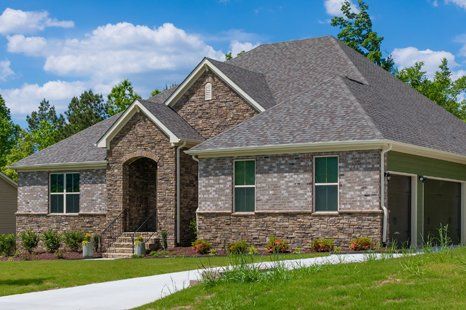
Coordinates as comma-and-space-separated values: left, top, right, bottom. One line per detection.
164, 58, 267, 112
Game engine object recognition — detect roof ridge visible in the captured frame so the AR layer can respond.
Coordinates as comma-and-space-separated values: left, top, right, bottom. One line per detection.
207, 57, 267, 78
330, 37, 369, 85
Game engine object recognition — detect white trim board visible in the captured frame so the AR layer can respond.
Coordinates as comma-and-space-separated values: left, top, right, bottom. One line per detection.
97, 100, 181, 148
164, 58, 265, 113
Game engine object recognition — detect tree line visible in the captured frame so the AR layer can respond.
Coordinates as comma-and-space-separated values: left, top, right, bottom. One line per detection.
1, 0, 465, 180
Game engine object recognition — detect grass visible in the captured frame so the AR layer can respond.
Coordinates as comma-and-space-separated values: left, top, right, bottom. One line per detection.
140, 247, 466, 309
0, 253, 319, 296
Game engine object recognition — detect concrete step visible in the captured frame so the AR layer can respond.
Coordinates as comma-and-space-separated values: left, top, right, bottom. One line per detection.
103, 252, 133, 259
106, 247, 134, 254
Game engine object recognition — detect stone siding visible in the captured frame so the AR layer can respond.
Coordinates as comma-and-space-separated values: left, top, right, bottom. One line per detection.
173, 70, 258, 138
197, 212, 382, 250
106, 111, 177, 247
179, 150, 198, 246
197, 150, 383, 248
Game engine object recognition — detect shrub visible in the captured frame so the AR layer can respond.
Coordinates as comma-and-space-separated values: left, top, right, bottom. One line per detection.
248, 245, 258, 255
160, 230, 168, 250
41, 230, 61, 253
63, 231, 84, 252
0, 234, 16, 256
189, 218, 197, 241
350, 237, 373, 251
228, 240, 250, 254
311, 238, 335, 252
20, 229, 39, 254
265, 236, 290, 254
192, 239, 212, 255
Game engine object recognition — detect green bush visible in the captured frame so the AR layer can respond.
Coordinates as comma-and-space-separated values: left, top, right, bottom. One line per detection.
311, 238, 335, 252
63, 231, 84, 252
265, 236, 290, 254
192, 239, 212, 255
41, 230, 61, 253
0, 234, 16, 256
228, 240, 250, 254
161, 230, 168, 250
20, 229, 39, 254
350, 237, 373, 251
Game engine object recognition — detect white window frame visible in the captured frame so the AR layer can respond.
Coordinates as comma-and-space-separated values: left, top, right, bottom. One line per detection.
49, 172, 80, 214
313, 155, 339, 212
233, 159, 256, 213
205, 82, 212, 101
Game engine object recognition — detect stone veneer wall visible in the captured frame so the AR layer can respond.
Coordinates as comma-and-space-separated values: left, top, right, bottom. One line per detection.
106, 111, 177, 248
179, 149, 198, 246
172, 70, 258, 139
197, 150, 383, 249
16, 169, 107, 236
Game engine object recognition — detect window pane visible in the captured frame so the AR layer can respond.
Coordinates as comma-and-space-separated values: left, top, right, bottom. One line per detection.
235, 188, 255, 212
326, 157, 338, 183
51, 174, 64, 193
66, 194, 80, 213
51, 194, 64, 213
234, 161, 245, 185
315, 185, 338, 211
315, 157, 338, 183
315, 158, 327, 183
244, 161, 255, 185
66, 173, 80, 192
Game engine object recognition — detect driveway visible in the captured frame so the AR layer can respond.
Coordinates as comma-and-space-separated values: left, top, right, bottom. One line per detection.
0, 253, 405, 310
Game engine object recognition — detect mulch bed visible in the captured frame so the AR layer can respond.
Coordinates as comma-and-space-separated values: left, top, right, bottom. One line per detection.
1, 251, 102, 261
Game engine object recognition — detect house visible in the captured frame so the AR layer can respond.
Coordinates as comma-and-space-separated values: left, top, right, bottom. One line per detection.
0, 172, 17, 234
12, 36, 466, 256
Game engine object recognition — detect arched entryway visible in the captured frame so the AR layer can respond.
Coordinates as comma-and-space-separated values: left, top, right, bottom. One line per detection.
123, 157, 157, 232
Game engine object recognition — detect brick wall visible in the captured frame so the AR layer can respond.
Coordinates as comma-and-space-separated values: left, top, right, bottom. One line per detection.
197, 150, 383, 248
179, 150, 198, 246
173, 70, 258, 139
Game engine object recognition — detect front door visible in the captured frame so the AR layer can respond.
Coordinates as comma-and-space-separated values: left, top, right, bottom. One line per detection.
388, 175, 411, 247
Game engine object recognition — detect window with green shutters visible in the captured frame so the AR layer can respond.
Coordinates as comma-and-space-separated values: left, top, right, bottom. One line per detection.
50, 173, 80, 214
314, 156, 338, 211
234, 160, 255, 212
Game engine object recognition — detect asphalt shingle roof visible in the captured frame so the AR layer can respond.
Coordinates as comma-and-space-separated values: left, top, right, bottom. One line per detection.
13, 89, 202, 168
191, 36, 466, 156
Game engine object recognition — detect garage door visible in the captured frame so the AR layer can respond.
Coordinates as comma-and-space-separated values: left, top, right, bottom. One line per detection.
388, 175, 411, 247
424, 179, 461, 244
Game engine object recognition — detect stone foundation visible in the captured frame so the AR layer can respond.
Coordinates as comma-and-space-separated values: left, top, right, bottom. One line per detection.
197, 212, 382, 250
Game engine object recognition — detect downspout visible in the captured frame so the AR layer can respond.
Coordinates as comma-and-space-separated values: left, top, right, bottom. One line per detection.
176, 141, 187, 245
380, 143, 392, 244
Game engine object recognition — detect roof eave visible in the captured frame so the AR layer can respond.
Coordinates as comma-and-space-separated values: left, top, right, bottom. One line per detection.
0, 172, 17, 188
12, 161, 108, 172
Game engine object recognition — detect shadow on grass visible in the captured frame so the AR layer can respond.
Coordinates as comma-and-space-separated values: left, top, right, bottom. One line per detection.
0, 278, 51, 286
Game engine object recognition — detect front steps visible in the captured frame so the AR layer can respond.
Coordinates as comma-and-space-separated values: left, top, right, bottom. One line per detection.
103, 232, 158, 259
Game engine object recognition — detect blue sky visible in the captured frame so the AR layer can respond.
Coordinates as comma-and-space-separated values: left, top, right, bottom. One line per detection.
0, 0, 465, 126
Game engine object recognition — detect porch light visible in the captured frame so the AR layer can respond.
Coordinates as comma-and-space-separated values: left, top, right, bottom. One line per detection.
419, 176, 427, 183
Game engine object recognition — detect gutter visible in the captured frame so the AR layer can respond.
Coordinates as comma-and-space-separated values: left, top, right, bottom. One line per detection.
176, 141, 187, 245
380, 143, 392, 244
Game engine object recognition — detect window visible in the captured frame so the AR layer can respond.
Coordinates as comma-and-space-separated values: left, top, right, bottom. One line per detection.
314, 156, 338, 212
234, 160, 255, 212
205, 82, 212, 100
50, 173, 80, 214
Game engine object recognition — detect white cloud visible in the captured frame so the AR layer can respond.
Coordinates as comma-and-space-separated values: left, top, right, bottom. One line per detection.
392, 47, 459, 77
0, 8, 74, 35
324, 0, 359, 16
445, 0, 466, 9
230, 40, 259, 57
0, 60, 14, 81
1, 80, 87, 115
7, 35, 47, 56
8, 22, 225, 81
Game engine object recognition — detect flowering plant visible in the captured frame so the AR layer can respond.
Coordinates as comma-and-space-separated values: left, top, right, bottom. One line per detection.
265, 236, 290, 253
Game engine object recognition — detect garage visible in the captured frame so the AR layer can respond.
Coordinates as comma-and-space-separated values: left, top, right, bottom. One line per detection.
424, 179, 461, 245
388, 174, 412, 247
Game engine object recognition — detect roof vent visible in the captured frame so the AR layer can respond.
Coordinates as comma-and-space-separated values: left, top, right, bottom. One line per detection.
205, 82, 212, 101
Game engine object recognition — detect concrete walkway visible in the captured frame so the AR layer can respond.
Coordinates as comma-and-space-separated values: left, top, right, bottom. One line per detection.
0, 253, 406, 310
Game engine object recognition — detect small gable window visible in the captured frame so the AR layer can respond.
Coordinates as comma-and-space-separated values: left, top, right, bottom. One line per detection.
205, 82, 212, 100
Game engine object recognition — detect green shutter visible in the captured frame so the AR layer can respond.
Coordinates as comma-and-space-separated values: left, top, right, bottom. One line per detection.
235, 188, 255, 212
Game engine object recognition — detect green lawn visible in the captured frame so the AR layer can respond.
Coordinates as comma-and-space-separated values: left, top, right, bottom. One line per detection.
0, 253, 319, 296
141, 247, 466, 309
